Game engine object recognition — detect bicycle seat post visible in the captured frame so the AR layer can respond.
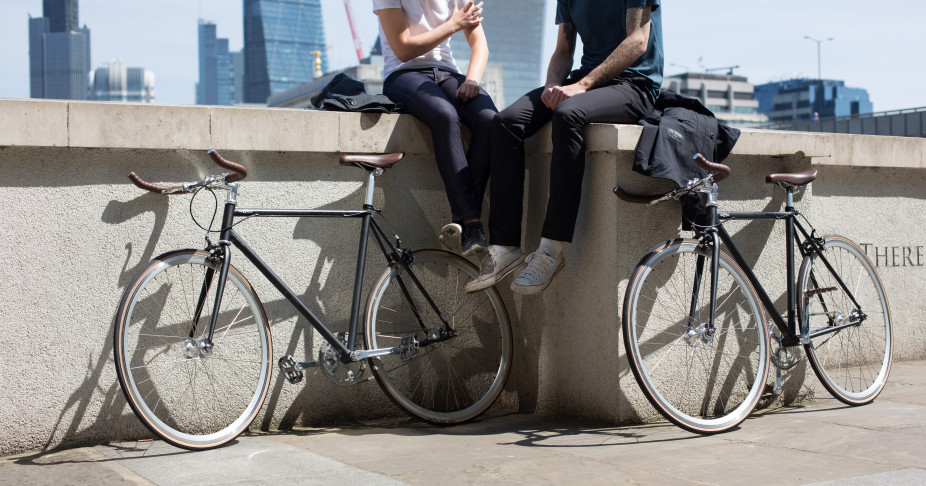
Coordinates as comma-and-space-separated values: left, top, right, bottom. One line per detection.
364, 168, 384, 207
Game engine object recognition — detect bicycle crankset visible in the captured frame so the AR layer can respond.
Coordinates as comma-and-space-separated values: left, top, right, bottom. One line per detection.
769, 328, 801, 370
319, 333, 367, 386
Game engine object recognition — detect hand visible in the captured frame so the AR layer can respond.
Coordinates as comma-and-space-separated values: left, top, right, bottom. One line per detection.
540, 82, 588, 110
450, 1, 484, 32
456, 79, 481, 102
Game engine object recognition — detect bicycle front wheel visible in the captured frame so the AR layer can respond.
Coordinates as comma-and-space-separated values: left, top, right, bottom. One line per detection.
114, 250, 272, 450
799, 236, 892, 405
364, 250, 512, 424
623, 239, 770, 434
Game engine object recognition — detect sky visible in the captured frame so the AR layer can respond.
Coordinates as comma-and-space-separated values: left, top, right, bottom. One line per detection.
2, 0, 925, 112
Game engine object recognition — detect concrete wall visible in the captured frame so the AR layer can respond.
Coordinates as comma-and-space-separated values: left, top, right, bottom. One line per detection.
1, 99, 925, 455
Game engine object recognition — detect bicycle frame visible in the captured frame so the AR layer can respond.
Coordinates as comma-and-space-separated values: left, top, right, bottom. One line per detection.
698, 184, 866, 347
197, 169, 448, 364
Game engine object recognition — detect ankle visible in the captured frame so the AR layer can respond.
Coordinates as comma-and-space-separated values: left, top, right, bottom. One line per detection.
490, 244, 519, 254
539, 238, 567, 259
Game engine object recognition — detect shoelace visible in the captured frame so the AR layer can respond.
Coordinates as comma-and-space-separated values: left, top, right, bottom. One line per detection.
520, 251, 556, 281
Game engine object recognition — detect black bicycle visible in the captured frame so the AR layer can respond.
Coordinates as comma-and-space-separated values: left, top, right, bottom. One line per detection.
615, 154, 892, 434
114, 150, 512, 450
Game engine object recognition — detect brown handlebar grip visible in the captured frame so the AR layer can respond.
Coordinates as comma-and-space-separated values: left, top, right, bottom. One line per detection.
693, 154, 731, 182
613, 187, 664, 204
208, 149, 248, 183
128, 172, 171, 193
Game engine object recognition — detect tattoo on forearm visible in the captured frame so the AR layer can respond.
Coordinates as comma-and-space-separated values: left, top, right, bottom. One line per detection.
563, 23, 576, 52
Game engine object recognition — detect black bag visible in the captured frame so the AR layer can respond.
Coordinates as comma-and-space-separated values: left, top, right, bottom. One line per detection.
310, 73, 400, 113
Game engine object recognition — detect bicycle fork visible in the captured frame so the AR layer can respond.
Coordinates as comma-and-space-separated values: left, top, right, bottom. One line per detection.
185, 183, 240, 356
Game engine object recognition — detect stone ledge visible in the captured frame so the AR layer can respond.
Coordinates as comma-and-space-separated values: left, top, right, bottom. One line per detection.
1, 99, 924, 169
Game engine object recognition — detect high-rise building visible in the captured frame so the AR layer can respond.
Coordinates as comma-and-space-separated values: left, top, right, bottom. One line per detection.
197, 20, 238, 106
243, 0, 328, 104
754, 79, 873, 123
42, 0, 78, 33
449, 0, 546, 108
662, 72, 768, 127
89, 58, 155, 103
28, 0, 91, 100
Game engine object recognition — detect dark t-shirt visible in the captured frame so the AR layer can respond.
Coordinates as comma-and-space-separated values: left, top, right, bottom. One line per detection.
556, 0, 663, 101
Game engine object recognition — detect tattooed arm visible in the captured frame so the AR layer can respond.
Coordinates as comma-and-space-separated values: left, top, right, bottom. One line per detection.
544, 7, 652, 109
540, 22, 578, 109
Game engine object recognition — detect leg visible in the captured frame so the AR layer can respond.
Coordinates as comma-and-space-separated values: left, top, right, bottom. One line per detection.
383, 70, 482, 223
541, 79, 654, 242
436, 73, 499, 216
488, 86, 553, 246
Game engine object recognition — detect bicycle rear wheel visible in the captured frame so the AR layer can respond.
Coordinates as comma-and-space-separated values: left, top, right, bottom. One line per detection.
799, 235, 892, 405
623, 239, 769, 434
364, 250, 512, 424
114, 250, 272, 450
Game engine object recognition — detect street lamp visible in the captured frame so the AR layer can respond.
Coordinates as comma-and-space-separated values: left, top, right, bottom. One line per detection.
804, 35, 833, 118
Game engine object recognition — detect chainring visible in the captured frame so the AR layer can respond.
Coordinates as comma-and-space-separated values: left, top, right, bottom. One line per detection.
318, 333, 367, 386
769, 327, 801, 370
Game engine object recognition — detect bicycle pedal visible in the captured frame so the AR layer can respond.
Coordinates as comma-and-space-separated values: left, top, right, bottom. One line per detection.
400, 334, 419, 362
278, 355, 304, 384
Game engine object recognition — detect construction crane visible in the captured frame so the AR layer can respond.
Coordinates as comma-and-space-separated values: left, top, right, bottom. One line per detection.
343, 0, 364, 63
706, 65, 740, 75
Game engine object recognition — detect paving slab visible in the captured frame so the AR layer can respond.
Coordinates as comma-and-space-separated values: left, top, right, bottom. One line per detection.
1, 360, 924, 485
94, 437, 404, 486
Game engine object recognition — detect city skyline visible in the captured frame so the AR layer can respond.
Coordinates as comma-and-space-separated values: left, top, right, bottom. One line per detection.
2, 0, 926, 112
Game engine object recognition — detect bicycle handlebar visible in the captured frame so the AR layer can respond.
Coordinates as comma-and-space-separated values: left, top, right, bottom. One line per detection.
127, 149, 247, 194
207, 148, 248, 183
613, 154, 731, 205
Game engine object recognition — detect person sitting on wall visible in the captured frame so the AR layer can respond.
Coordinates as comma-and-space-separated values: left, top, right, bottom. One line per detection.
374, 0, 498, 257
466, 0, 664, 295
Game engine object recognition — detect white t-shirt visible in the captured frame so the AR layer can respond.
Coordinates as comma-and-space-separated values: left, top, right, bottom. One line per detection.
372, 0, 465, 79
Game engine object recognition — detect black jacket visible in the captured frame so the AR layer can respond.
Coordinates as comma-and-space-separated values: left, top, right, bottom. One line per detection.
633, 90, 740, 229
310, 73, 400, 113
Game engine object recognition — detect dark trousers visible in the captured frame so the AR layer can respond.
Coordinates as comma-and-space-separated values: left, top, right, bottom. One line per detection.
384, 68, 498, 223
488, 76, 655, 245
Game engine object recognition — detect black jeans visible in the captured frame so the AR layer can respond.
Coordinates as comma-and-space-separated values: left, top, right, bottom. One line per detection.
384, 68, 498, 224
488, 76, 655, 245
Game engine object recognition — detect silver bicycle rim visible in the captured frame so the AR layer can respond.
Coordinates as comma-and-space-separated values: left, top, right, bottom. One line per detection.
116, 251, 271, 449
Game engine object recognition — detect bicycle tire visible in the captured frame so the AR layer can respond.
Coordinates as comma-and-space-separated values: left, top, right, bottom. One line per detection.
364, 249, 512, 424
114, 249, 272, 450
623, 239, 770, 434
799, 235, 892, 405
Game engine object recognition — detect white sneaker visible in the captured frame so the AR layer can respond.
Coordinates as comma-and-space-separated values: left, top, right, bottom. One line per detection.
511, 247, 565, 295
464, 247, 526, 293
438, 223, 462, 252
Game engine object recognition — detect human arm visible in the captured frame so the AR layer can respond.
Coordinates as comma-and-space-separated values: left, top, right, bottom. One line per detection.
456, 24, 489, 101
543, 6, 653, 109
539, 22, 579, 109
376, 2, 484, 63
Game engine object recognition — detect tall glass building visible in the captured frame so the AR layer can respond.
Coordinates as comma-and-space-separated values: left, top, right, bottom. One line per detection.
449, 0, 546, 108
243, 0, 328, 104
42, 0, 78, 33
197, 20, 238, 106
29, 0, 91, 100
